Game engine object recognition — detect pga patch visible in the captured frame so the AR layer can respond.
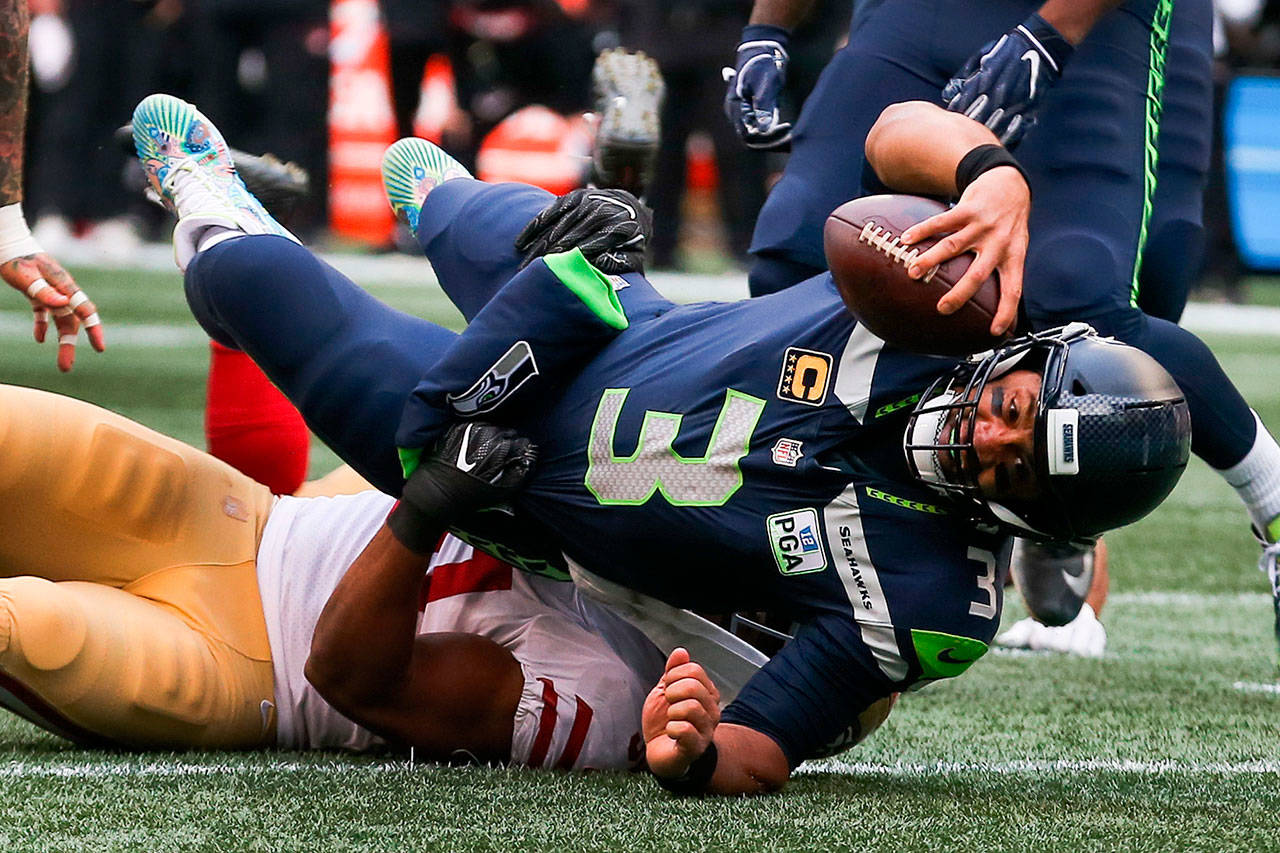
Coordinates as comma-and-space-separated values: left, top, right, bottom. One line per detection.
771, 438, 804, 467
767, 508, 828, 575
777, 347, 832, 407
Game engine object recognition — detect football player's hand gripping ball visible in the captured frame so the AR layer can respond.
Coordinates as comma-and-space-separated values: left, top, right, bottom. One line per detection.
388, 422, 538, 553
723, 25, 793, 150
0, 204, 105, 372
942, 13, 1074, 147
900, 165, 1031, 336
515, 188, 654, 275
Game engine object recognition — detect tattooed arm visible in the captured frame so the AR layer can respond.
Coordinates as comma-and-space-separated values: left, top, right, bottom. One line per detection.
0, 0, 29, 207
0, 0, 105, 371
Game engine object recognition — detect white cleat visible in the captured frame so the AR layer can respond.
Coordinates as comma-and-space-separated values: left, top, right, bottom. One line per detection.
131, 93, 299, 271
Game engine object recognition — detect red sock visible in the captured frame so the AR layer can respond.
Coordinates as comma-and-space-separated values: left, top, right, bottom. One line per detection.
205, 341, 310, 494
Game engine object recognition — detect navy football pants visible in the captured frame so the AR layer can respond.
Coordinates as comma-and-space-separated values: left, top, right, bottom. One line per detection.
183, 179, 557, 494
749, 0, 1254, 469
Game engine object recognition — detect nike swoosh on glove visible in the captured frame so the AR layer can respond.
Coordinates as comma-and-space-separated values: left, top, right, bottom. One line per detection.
515, 188, 654, 275
723, 24, 792, 151
389, 422, 537, 553
942, 13, 1074, 148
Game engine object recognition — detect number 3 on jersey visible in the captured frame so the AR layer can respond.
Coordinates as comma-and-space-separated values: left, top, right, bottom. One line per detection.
967, 546, 998, 620
585, 388, 766, 506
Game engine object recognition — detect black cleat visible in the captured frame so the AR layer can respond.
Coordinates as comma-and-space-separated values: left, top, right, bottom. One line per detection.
589, 49, 664, 199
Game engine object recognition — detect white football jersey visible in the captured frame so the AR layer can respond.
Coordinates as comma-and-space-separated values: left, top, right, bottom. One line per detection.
255, 491, 664, 770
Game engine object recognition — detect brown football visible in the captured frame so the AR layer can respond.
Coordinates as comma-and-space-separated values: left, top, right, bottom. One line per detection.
824, 194, 1008, 356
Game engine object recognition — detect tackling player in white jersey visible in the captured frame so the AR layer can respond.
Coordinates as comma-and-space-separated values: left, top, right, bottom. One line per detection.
0, 384, 663, 770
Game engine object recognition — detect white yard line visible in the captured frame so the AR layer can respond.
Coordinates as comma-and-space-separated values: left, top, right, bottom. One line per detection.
1, 755, 1276, 779
799, 758, 1280, 777
24, 240, 1280, 336
0, 759, 413, 779
1107, 591, 1268, 606
0, 312, 206, 347
2, 298, 1277, 350
1233, 681, 1280, 695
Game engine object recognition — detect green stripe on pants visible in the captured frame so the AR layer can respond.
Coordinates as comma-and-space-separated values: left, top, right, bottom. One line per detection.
1130, 0, 1175, 307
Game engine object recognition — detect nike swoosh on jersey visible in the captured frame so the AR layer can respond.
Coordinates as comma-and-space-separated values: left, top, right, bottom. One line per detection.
936, 647, 981, 665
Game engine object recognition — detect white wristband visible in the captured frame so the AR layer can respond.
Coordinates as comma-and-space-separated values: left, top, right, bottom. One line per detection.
0, 203, 42, 263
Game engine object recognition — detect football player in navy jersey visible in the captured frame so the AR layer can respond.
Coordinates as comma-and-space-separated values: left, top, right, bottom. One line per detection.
132, 93, 1190, 795
731, 0, 1280, 646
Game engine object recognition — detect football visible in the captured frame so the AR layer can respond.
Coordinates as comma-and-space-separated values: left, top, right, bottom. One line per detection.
823, 194, 1008, 356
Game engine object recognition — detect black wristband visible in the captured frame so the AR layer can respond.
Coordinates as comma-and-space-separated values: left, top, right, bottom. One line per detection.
386, 499, 446, 555
654, 741, 718, 796
954, 143, 1030, 198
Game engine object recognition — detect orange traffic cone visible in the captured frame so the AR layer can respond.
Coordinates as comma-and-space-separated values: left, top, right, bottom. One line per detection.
412, 54, 460, 145
328, 0, 397, 247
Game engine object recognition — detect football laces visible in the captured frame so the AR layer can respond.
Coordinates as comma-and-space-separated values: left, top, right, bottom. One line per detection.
858, 222, 937, 282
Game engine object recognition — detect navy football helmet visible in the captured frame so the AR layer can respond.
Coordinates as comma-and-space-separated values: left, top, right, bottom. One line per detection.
904, 323, 1192, 544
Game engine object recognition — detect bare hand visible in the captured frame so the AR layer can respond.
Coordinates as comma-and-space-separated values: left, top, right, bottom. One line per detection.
1, 251, 105, 372
900, 165, 1030, 336
642, 647, 721, 779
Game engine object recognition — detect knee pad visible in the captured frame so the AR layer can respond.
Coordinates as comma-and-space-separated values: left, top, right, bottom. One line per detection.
0, 577, 88, 672
1024, 232, 1130, 327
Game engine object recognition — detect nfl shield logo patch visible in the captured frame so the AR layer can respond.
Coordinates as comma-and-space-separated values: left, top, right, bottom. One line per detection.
771, 438, 804, 467
767, 509, 828, 575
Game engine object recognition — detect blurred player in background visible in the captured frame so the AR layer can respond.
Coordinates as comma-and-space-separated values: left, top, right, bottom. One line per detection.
729, 0, 1280, 656
131, 92, 1191, 794
615, 0, 767, 268
0, 385, 662, 769
0, 0, 103, 370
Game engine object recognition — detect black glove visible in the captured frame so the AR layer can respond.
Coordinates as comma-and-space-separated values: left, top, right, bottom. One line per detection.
514, 188, 653, 275
723, 25, 792, 151
388, 422, 537, 553
941, 13, 1074, 148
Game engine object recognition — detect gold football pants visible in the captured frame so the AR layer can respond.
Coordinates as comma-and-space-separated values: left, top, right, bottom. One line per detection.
0, 385, 277, 748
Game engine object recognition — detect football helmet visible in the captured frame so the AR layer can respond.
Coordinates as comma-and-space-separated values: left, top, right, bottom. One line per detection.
904, 323, 1191, 543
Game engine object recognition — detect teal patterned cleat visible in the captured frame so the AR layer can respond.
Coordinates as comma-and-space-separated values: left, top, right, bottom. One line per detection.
131, 93, 298, 270
380, 137, 471, 237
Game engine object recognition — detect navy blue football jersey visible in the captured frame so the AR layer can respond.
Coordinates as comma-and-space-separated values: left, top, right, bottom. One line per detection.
399, 253, 1012, 766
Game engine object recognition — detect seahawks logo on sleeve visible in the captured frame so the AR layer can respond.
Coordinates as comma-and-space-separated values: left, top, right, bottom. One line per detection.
448, 341, 539, 416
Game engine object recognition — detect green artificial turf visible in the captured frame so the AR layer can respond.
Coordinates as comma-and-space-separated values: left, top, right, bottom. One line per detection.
0, 265, 1278, 850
